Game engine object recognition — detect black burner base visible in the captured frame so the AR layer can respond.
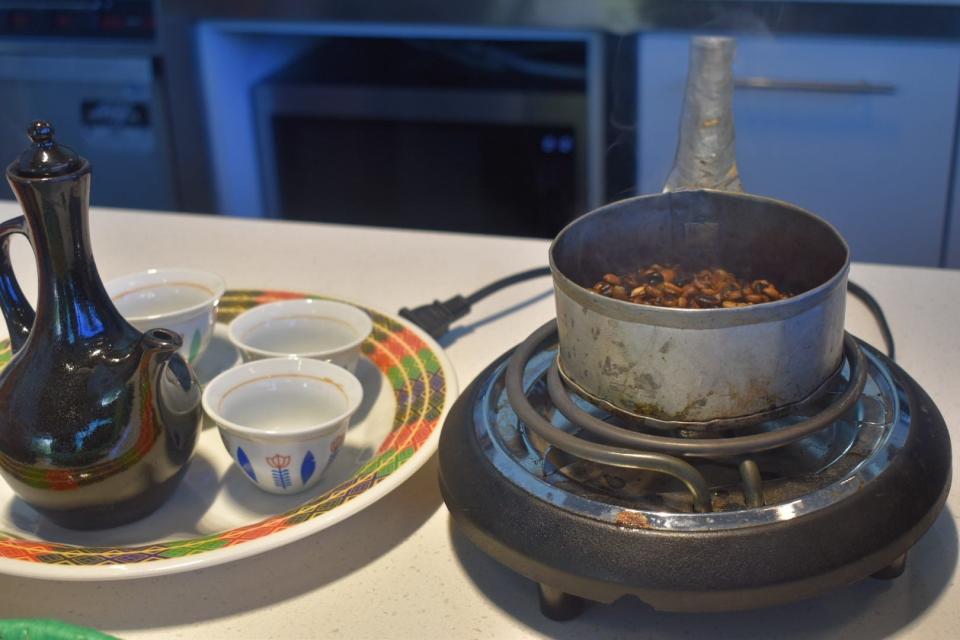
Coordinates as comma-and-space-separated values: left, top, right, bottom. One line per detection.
531, 551, 911, 621
439, 341, 951, 616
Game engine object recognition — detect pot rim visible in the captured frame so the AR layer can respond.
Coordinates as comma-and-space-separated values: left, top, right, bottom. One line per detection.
549, 188, 851, 329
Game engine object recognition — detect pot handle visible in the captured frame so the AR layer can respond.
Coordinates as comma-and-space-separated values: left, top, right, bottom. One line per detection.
0, 216, 35, 354
663, 36, 744, 194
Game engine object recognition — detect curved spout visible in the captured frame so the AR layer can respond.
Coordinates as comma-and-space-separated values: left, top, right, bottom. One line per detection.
141, 328, 182, 356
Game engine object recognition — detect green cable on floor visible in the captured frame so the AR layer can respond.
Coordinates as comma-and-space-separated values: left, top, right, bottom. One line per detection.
0, 619, 117, 640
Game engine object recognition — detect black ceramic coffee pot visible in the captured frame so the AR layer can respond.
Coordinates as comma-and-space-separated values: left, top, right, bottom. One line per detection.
0, 121, 202, 529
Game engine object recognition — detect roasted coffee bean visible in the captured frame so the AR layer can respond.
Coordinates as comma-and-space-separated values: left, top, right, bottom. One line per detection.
722, 285, 743, 301
623, 274, 641, 289
590, 264, 790, 308
694, 294, 721, 308
662, 282, 684, 295
752, 280, 772, 295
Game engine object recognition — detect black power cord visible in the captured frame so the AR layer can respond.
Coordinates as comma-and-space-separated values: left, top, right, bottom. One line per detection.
399, 267, 551, 339
847, 281, 895, 360
400, 268, 896, 361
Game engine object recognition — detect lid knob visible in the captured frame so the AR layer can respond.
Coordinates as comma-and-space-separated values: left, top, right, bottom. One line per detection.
28, 121, 55, 147
13, 120, 82, 178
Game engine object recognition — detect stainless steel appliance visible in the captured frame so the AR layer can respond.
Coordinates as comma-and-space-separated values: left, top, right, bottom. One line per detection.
0, 53, 176, 211
0, 1, 176, 211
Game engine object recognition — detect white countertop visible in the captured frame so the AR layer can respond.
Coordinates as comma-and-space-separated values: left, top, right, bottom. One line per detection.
0, 204, 958, 639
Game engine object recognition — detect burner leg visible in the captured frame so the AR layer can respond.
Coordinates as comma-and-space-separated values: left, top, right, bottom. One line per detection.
871, 553, 907, 580
537, 583, 585, 621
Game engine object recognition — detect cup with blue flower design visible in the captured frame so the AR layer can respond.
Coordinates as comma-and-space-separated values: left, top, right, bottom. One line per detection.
202, 356, 363, 494
105, 267, 226, 364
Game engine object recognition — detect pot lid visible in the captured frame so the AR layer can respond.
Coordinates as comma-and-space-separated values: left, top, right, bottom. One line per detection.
12, 120, 82, 178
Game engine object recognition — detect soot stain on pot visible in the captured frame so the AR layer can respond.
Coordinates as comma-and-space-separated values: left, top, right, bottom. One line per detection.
626, 401, 674, 421
626, 395, 710, 422
601, 356, 635, 377
724, 379, 779, 412
634, 372, 661, 392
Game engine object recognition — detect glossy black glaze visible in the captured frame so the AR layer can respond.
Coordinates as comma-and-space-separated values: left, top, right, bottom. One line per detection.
0, 122, 202, 530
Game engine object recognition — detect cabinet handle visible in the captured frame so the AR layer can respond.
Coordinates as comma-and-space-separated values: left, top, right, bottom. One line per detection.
734, 77, 896, 95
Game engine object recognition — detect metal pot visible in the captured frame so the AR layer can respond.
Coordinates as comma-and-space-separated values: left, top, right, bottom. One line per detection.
549, 37, 850, 427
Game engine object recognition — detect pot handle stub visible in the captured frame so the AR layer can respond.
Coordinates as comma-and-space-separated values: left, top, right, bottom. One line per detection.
663, 36, 743, 194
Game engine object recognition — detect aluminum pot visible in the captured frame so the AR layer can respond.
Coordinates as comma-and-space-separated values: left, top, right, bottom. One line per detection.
549, 37, 850, 427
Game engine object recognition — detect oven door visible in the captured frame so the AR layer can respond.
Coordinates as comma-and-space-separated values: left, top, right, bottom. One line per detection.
254, 84, 587, 237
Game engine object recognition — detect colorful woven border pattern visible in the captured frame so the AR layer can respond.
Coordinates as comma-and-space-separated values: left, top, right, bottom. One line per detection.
0, 290, 447, 566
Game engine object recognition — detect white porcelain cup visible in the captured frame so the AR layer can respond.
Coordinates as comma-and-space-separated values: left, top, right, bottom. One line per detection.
105, 268, 226, 364
202, 357, 363, 495
227, 299, 373, 373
